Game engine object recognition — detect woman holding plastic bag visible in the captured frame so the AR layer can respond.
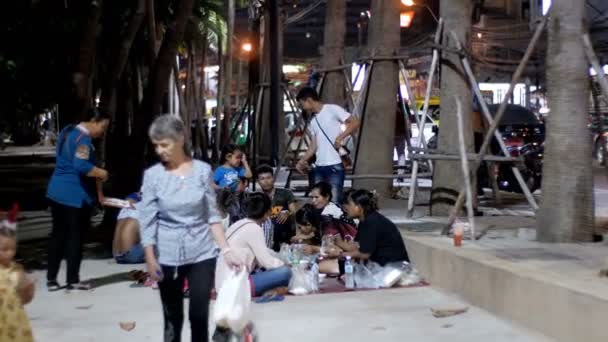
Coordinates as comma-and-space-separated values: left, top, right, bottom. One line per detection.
138, 115, 243, 342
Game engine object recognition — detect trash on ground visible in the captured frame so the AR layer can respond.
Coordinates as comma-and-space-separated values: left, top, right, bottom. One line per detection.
119, 322, 136, 331
431, 307, 469, 318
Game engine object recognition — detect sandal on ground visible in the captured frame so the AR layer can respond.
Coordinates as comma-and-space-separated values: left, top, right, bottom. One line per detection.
66, 282, 92, 291
47, 281, 63, 292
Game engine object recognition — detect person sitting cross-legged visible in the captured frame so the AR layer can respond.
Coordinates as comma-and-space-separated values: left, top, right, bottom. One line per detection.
112, 192, 145, 265
340, 189, 410, 266
215, 192, 292, 298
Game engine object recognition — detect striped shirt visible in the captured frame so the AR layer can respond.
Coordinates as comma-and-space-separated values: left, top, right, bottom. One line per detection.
139, 160, 222, 266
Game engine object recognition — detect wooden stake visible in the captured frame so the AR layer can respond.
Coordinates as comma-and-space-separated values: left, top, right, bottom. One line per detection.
455, 97, 476, 240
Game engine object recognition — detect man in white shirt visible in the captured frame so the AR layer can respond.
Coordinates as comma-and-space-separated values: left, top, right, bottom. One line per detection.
295, 87, 360, 203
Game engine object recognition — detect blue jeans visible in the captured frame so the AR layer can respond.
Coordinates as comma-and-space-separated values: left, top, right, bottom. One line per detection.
250, 266, 292, 296
313, 163, 345, 203
114, 243, 145, 264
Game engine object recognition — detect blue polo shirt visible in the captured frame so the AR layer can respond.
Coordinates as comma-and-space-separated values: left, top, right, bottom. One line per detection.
46, 125, 97, 208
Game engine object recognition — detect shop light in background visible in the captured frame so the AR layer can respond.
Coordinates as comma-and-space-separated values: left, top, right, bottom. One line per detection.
401, 0, 415, 6
400, 11, 415, 28
542, 0, 551, 15
242, 42, 252, 52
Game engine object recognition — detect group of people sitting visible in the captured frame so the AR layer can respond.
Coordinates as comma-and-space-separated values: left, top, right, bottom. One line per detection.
112, 143, 410, 297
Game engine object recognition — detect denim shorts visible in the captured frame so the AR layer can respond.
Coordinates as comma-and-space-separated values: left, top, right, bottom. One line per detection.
114, 243, 145, 264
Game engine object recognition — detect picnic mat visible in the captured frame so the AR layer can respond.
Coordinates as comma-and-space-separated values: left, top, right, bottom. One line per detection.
315, 276, 430, 295
209, 277, 430, 301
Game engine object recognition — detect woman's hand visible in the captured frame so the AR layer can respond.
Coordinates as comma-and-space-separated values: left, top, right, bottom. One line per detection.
325, 246, 342, 258
146, 256, 163, 282
302, 244, 320, 255
221, 248, 244, 268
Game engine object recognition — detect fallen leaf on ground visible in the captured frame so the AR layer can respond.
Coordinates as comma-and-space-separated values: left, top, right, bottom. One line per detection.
120, 322, 136, 331
75, 305, 93, 310
441, 324, 454, 328
431, 307, 469, 318
599, 269, 608, 277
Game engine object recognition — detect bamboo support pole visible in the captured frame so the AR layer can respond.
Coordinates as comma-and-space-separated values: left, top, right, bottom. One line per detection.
407, 18, 443, 217
455, 97, 476, 241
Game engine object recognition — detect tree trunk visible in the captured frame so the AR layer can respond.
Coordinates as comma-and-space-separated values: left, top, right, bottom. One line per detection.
136, 0, 195, 135
537, 0, 594, 242
99, 0, 146, 116
257, 4, 285, 165
431, 0, 474, 216
133, 0, 195, 183
214, 33, 224, 163
63, 0, 104, 128
195, 29, 210, 162
146, 0, 158, 67
352, 0, 400, 198
221, 0, 235, 145
320, 0, 346, 106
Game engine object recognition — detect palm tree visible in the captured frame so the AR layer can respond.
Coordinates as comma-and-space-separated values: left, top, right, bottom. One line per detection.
353, 0, 400, 198
431, 0, 474, 216
537, 0, 594, 242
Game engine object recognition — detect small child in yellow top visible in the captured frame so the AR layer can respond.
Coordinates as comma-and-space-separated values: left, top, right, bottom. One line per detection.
0, 204, 35, 342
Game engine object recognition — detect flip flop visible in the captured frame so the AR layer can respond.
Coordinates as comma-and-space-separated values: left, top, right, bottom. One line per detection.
254, 294, 285, 303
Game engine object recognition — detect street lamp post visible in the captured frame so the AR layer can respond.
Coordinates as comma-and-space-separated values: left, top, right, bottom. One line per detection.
236, 42, 252, 110
401, 0, 439, 23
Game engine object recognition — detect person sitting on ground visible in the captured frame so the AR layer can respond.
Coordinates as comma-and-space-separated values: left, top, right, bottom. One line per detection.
292, 204, 319, 245
215, 192, 292, 298
0, 204, 35, 342
112, 192, 145, 264
256, 164, 298, 250
213, 144, 252, 191
301, 182, 358, 274
216, 176, 249, 226
341, 189, 410, 266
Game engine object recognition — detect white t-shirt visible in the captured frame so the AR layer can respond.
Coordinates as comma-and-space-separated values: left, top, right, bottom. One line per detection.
310, 104, 351, 166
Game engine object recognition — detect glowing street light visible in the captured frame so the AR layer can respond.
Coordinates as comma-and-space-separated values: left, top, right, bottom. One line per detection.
400, 11, 416, 28
242, 42, 252, 52
401, 0, 438, 23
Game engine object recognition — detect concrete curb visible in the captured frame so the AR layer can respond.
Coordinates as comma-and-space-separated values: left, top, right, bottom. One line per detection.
404, 233, 608, 342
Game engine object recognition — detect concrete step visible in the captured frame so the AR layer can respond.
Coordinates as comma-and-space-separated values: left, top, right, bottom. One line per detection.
404, 231, 608, 342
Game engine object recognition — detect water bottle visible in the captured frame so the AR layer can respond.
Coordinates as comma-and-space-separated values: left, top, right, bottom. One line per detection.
344, 256, 355, 289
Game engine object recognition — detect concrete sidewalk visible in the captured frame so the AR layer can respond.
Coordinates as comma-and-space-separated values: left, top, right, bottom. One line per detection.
25, 259, 552, 342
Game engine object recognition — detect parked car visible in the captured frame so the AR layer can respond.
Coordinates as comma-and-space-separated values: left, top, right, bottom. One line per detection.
428, 104, 545, 194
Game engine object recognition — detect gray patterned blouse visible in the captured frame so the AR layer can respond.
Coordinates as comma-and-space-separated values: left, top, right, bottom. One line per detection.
139, 160, 222, 266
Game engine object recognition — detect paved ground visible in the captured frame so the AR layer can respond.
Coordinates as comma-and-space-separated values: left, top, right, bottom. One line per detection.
25, 259, 553, 342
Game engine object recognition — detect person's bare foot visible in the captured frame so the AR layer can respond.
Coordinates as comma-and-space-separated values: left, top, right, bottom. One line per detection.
262, 286, 289, 297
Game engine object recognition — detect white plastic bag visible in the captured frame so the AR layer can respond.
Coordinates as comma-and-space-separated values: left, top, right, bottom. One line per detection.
354, 262, 380, 289
214, 270, 252, 332
288, 262, 317, 295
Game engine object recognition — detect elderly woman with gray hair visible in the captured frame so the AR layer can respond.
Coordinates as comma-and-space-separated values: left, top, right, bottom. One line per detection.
138, 114, 242, 342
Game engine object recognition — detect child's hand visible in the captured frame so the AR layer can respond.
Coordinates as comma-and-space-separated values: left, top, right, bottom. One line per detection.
17, 272, 35, 305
